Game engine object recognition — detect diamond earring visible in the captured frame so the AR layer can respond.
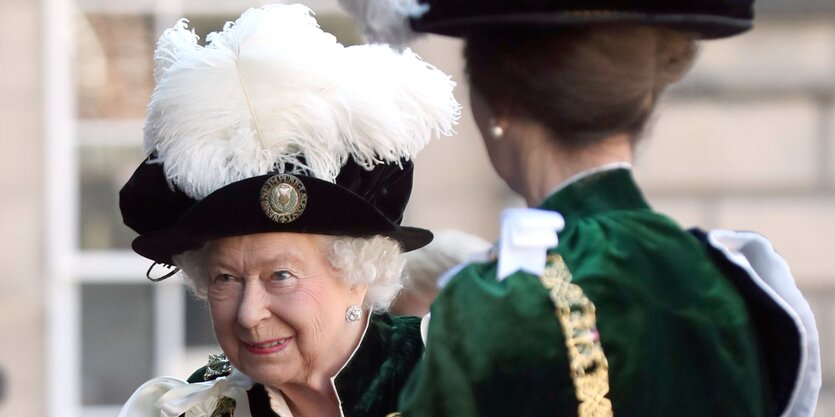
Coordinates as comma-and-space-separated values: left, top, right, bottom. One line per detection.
345, 304, 362, 323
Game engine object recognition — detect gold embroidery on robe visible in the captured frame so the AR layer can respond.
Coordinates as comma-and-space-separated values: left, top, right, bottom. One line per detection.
539, 254, 613, 417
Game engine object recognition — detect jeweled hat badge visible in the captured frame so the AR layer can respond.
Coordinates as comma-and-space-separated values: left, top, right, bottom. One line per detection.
261, 174, 308, 223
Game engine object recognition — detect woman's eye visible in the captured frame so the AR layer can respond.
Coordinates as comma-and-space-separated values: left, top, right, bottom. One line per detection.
271, 270, 295, 282
213, 274, 236, 284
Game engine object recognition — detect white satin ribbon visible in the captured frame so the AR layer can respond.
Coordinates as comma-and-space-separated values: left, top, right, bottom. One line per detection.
117, 369, 255, 417
497, 208, 565, 281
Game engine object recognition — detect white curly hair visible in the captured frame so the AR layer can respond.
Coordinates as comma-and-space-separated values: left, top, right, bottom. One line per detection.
174, 234, 407, 312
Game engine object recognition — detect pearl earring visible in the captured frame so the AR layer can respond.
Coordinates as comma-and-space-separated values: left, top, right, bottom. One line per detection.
345, 304, 362, 323
489, 118, 504, 140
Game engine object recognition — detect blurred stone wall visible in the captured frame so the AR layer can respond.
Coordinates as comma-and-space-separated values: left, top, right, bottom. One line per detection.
0, 0, 44, 416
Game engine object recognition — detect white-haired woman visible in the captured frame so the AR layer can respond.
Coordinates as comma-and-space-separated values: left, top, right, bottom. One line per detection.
169, 234, 416, 417
116, 4, 458, 417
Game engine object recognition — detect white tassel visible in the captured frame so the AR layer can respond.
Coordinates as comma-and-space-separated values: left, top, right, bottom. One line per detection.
145, 4, 459, 200
338, 0, 429, 47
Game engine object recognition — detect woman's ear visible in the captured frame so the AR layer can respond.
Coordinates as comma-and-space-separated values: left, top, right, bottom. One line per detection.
492, 103, 514, 129
470, 88, 508, 139
349, 283, 369, 299
471, 87, 518, 137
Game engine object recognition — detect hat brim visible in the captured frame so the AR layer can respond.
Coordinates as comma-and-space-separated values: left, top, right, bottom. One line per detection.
132, 174, 433, 265
412, 12, 752, 40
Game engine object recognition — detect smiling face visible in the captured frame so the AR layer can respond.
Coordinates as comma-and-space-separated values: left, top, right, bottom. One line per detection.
205, 232, 368, 389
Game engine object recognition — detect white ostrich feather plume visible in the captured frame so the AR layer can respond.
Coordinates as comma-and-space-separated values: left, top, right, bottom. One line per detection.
145, 4, 459, 200
338, 0, 429, 47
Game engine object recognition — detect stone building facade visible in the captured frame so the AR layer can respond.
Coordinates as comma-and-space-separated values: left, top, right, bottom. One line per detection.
0, 0, 832, 416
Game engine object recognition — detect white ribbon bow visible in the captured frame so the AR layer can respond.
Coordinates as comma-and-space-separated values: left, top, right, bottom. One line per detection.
117, 369, 255, 417
497, 208, 565, 281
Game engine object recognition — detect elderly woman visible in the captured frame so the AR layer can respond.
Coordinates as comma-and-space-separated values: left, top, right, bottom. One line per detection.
116, 4, 458, 417
342, 1, 821, 416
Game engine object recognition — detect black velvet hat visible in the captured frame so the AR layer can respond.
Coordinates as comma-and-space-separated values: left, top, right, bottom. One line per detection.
120, 157, 432, 265
340, 0, 754, 41
410, 0, 754, 39
119, 5, 459, 269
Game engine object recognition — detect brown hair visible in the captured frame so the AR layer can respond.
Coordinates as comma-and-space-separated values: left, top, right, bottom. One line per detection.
464, 24, 697, 147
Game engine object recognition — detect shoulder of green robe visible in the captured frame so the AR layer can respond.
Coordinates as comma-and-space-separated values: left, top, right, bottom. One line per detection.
320, 313, 425, 417
375, 313, 423, 343
391, 313, 424, 352
399, 258, 579, 417
186, 353, 232, 383
367, 313, 425, 378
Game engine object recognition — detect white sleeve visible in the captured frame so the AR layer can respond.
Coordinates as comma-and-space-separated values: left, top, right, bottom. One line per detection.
117, 377, 188, 417
707, 229, 821, 417
117, 370, 254, 417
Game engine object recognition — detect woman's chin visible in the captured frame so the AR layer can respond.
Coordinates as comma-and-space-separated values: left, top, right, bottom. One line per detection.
242, 361, 298, 389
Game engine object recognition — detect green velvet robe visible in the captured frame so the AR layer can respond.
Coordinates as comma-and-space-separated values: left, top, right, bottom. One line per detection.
189, 313, 423, 417
399, 168, 776, 417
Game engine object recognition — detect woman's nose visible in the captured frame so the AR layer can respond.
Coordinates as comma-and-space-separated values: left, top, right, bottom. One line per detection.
237, 280, 271, 328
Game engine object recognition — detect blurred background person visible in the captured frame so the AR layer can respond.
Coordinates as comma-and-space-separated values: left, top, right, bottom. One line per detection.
391, 230, 491, 316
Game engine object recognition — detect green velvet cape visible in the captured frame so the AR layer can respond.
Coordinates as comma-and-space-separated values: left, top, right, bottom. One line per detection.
399, 168, 776, 417
189, 313, 423, 417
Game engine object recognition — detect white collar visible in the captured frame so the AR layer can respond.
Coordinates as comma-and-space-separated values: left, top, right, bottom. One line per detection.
540, 162, 632, 205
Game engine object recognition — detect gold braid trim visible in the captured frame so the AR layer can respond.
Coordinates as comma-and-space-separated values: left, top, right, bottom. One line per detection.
540, 254, 614, 417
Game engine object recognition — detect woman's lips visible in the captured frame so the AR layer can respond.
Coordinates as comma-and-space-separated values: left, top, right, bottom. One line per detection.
244, 337, 293, 355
